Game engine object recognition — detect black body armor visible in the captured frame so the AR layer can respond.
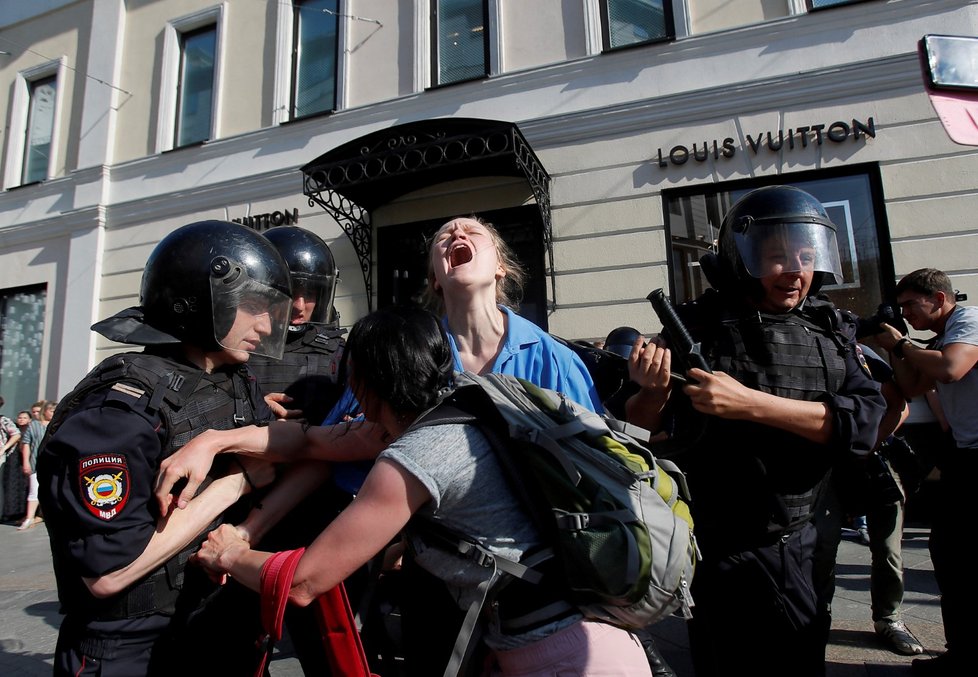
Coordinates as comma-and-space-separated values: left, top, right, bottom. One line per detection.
678, 293, 852, 550
246, 325, 345, 425
40, 350, 265, 621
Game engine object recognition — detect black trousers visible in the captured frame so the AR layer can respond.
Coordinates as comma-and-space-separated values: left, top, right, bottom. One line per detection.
930, 448, 977, 660
688, 523, 824, 677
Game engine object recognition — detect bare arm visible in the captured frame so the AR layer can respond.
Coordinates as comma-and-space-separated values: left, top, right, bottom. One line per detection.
876, 323, 978, 397
236, 461, 333, 545
876, 380, 909, 448
684, 368, 834, 444
85, 458, 274, 598
156, 420, 389, 515
194, 458, 429, 605
2, 431, 21, 455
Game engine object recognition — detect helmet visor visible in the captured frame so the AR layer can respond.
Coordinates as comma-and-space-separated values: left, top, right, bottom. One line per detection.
211, 276, 291, 360
290, 272, 336, 326
735, 222, 843, 282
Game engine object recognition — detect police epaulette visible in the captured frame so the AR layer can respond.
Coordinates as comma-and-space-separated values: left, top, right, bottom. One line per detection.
110, 382, 146, 400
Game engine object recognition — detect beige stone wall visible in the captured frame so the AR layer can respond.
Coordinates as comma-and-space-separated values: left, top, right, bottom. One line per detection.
0, 1, 86, 179
690, 0, 791, 35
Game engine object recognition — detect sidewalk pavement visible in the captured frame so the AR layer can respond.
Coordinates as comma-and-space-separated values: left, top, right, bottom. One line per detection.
0, 517, 943, 676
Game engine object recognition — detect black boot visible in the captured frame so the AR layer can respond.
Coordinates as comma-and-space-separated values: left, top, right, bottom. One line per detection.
640, 635, 677, 677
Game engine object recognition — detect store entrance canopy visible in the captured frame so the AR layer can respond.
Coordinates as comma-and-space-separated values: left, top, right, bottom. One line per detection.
301, 117, 553, 309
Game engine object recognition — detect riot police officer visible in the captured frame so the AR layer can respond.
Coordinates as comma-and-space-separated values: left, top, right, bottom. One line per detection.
244, 225, 359, 674
249, 226, 347, 426
623, 186, 886, 677
37, 220, 290, 676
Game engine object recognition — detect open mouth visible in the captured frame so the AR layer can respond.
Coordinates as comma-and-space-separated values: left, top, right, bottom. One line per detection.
449, 243, 474, 267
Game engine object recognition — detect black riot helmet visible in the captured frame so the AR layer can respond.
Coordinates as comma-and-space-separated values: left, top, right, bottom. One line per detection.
702, 185, 844, 301
93, 220, 293, 359
604, 326, 644, 359
263, 226, 339, 327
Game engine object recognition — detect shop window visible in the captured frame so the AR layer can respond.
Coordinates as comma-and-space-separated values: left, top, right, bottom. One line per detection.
432, 0, 488, 85
601, 0, 672, 50
662, 166, 893, 321
0, 285, 46, 415
291, 0, 339, 119
22, 76, 58, 184
175, 25, 217, 147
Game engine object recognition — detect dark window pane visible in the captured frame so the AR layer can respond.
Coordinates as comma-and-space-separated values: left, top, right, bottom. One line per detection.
294, 0, 338, 118
0, 285, 47, 413
436, 0, 486, 85
809, 0, 864, 8
605, 0, 668, 49
23, 77, 57, 183
176, 26, 216, 147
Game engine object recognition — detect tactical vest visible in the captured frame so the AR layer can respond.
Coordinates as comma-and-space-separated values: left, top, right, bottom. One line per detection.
684, 297, 852, 546
42, 351, 264, 621
247, 325, 345, 425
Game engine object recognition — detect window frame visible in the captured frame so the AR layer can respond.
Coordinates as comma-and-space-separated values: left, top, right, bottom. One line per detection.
173, 24, 218, 148
157, 4, 226, 153
598, 0, 675, 53
289, 0, 341, 121
429, 0, 491, 88
2, 58, 65, 189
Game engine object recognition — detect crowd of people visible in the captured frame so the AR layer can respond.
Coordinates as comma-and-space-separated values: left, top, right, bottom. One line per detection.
22, 185, 971, 677
1, 397, 56, 530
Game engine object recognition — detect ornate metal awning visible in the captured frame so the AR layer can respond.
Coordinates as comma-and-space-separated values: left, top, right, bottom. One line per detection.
301, 118, 553, 310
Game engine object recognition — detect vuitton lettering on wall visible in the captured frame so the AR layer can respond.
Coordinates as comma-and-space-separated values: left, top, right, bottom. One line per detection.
231, 208, 299, 231
656, 117, 876, 168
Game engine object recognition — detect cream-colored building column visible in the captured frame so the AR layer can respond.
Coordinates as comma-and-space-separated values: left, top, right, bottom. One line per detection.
57, 0, 124, 392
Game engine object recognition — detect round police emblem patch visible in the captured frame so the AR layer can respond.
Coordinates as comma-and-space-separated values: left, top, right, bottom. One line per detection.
78, 454, 130, 521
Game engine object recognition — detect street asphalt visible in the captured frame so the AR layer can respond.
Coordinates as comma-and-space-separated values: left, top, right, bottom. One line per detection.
0, 495, 945, 676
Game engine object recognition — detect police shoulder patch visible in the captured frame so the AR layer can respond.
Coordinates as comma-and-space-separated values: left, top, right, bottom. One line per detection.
854, 343, 873, 378
78, 454, 130, 521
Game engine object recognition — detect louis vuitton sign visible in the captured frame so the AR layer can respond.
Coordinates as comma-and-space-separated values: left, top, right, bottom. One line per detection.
656, 117, 876, 168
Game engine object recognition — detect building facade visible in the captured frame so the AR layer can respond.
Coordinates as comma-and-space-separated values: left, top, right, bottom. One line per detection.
1, 0, 976, 409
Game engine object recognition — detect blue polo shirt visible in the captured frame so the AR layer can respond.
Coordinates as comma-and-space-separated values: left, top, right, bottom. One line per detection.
444, 306, 603, 413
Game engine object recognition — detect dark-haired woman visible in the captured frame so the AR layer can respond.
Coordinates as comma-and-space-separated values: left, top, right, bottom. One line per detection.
193, 306, 652, 676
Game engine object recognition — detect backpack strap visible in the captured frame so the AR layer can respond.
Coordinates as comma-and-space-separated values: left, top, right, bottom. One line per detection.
408, 397, 574, 677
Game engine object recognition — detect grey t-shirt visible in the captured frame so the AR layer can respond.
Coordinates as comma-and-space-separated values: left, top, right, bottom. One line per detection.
379, 422, 580, 649
933, 304, 978, 449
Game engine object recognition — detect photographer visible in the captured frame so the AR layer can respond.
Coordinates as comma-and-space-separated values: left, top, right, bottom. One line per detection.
875, 267, 978, 676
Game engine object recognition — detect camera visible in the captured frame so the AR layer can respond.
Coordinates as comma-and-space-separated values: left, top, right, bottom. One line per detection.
855, 302, 909, 340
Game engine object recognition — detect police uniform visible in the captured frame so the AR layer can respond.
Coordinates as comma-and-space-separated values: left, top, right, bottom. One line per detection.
667, 290, 884, 677
247, 323, 345, 426
38, 348, 273, 676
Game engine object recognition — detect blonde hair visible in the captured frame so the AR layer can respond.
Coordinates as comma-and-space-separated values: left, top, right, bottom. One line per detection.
423, 216, 526, 313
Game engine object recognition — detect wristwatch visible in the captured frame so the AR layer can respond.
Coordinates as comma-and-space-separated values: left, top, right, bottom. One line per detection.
893, 337, 911, 359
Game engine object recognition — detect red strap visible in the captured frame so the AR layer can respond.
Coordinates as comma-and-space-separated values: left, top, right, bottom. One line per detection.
316, 583, 375, 676
259, 548, 305, 643
256, 548, 376, 677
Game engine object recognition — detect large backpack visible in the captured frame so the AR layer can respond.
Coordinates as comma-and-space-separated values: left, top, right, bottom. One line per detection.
409, 371, 699, 672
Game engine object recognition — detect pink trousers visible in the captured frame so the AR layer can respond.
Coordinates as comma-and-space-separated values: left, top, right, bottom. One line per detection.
490, 621, 653, 676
